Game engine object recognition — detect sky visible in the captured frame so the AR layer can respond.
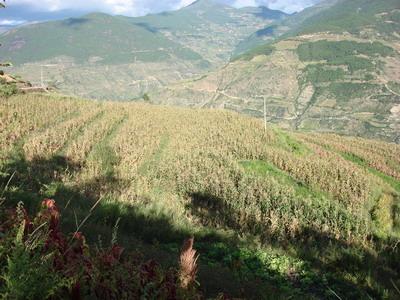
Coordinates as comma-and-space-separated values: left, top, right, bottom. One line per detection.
0, 0, 322, 26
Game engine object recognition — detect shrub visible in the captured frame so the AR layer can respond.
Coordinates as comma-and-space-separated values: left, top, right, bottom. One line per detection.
0, 199, 201, 299
0, 80, 18, 97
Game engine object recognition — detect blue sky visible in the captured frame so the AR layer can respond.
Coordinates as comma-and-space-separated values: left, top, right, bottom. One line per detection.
0, 0, 321, 25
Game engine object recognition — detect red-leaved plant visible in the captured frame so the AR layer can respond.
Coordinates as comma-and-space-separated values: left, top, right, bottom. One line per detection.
0, 199, 202, 299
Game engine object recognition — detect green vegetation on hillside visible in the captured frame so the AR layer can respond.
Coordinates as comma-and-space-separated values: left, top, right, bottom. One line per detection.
302, 64, 345, 83
295, 0, 400, 38
232, 45, 275, 61
327, 82, 382, 102
1, 94, 400, 298
0, 13, 202, 65
0, 1, 287, 100
297, 40, 393, 72
295, 40, 396, 115
233, 0, 339, 56
0, 78, 17, 97
235, 0, 400, 59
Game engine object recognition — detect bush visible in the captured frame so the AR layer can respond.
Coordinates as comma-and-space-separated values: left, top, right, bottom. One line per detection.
0, 199, 202, 299
0, 79, 18, 97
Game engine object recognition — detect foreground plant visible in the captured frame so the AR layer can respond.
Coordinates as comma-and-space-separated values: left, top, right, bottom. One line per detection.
179, 237, 199, 290
0, 199, 202, 299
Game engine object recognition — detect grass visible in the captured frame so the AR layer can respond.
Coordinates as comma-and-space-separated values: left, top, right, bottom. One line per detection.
1, 93, 400, 298
341, 152, 400, 194
272, 127, 310, 155
239, 160, 329, 201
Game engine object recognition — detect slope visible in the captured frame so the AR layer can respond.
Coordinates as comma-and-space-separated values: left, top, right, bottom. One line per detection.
0, 12, 202, 65
234, 0, 338, 56
130, 0, 287, 64
152, 0, 400, 142
0, 1, 286, 100
1, 92, 400, 298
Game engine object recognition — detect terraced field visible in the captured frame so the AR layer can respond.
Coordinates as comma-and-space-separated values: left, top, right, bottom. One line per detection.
0, 93, 399, 298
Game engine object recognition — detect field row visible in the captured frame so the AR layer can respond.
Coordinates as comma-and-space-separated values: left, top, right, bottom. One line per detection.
1, 94, 399, 246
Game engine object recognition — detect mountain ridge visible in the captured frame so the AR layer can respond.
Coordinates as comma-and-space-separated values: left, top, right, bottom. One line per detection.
150, 0, 400, 142
0, 2, 284, 99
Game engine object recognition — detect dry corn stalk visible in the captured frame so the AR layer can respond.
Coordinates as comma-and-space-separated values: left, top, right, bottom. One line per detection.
179, 237, 199, 289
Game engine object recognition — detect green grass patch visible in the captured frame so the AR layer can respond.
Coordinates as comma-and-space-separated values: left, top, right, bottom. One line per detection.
340, 152, 400, 237
88, 115, 127, 178
138, 135, 170, 176
239, 160, 328, 201
341, 152, 400, 193
273, 128, 310, 155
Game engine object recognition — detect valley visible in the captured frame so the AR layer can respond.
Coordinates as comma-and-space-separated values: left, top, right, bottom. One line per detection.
1, 0, 400, 298
153, 33, 400, 142
1, 0, 399, 142
0, 1, 284, 100
149, 0, 400, 143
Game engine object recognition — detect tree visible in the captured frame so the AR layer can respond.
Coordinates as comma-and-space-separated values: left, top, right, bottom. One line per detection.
143, 93, 150, 102
1, 1, 5, 8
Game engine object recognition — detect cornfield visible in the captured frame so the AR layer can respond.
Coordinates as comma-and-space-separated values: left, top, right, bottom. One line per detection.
1, 93, 398, 245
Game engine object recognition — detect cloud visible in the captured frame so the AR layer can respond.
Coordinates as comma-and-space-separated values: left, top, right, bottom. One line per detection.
0, 19, 26, 26
5, 0, 321, 17
264, 0, 321, 13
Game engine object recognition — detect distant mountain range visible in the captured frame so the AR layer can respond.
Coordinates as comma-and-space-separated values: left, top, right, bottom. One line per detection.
1, 0, 399, 142
151, 0, 400, 142
0, 0, 286, 99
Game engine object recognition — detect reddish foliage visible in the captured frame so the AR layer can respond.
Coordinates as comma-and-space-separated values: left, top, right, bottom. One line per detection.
40, 198, 60, 230
0, 199, 202, 299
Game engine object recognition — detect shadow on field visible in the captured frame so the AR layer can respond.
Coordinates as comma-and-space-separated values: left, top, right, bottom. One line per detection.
0, 153, 283, 299
1, 153, 400, 298
0, 152, 189, 243
187, 191, 400, 299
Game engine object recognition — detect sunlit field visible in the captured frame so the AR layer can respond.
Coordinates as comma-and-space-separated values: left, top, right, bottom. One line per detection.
1, 93, 400, 298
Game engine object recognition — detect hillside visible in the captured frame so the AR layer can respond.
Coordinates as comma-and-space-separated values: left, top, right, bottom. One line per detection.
152, 0, 400, 142
131, 0, 287, 64
234, 0, 339, 56
1, 93, 400, 298
0, 1, 285, 100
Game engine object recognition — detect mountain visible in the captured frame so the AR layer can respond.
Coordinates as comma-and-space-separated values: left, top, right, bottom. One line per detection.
152, 0, 400, 142
0, 1, 286, 99
234, 0, 338, 56
130, 0, 287, 64
1, 92, 400, 298
0, 13, 203, 65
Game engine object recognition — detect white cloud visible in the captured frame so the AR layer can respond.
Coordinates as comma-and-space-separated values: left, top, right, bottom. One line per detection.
265, 0, 320, 13
232, 0, 257, 7
6, 0, 321, 16
0, 19, 26, 26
